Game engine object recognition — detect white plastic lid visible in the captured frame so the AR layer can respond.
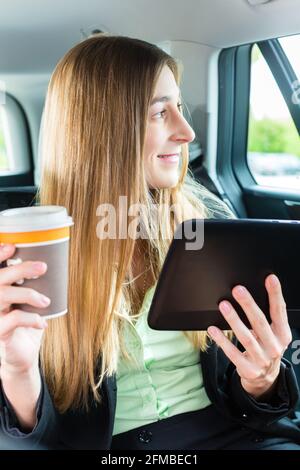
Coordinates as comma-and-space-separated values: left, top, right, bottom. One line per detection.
0, 205, 74, 232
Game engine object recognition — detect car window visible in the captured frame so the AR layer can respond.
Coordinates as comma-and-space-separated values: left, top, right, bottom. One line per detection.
247, 40, 300, 192
0, 92, 33, 185
0, 108, 9, 171
279, 35, 300, 80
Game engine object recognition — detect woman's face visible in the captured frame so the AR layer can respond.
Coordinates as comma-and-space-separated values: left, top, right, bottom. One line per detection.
144, 65, 195, 189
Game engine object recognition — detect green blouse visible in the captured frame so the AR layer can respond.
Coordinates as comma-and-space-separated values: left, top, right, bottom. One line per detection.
113, 285, 211, 436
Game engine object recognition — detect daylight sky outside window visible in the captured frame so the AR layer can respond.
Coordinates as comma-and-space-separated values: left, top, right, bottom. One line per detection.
250, 35, 300, 121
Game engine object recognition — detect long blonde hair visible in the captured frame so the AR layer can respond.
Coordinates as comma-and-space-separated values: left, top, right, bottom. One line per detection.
38, 34, 234, 413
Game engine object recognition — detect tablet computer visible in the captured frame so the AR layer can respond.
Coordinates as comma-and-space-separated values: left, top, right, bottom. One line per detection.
147, 218, 300, 330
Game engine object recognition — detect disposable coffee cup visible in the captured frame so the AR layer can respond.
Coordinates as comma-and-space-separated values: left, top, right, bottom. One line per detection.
0, 205, 73, 319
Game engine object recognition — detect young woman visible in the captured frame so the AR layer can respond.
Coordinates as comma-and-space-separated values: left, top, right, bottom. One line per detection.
0, 35, 300, 450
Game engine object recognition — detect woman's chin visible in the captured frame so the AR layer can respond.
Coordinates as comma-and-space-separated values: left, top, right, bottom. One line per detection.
148, 174, 179, 190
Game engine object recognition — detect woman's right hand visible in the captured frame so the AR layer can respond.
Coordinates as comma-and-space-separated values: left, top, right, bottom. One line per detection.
0, 244, 50, 376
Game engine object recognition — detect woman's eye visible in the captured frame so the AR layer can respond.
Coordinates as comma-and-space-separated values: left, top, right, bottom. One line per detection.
154, 109, 167, 118
154, 103, 183, 119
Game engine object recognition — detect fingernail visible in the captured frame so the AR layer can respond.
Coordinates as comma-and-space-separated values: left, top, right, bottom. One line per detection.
40, 295, 51, 306
270, 274, 279, 287
33, 262, 47, 271
219, 301, 231, 315
235, 286, 246, 296
208, 326, 219, 337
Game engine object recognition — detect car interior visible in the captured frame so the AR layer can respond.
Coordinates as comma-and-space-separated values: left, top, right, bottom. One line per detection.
0, 0, 300, 407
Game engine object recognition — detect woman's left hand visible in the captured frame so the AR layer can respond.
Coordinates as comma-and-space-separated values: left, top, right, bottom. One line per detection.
207, 274, 292, 400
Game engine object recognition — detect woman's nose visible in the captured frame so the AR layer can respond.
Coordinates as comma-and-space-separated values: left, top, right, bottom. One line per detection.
170, 116, 195, 144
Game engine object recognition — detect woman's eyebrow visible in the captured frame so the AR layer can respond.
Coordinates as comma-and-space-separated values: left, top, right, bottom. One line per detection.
150, 90, 180, 106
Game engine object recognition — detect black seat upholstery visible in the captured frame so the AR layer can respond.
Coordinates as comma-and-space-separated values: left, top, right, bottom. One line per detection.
0, 186, 37, 211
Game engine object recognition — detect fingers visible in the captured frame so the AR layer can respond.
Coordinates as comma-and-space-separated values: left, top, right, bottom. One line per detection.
0, 244, 50, 314
266, 274, 292, 348
231, 285, 282, 359
207, 325, 276, 384
0, 244, 16, 263
207, 326, 249, 371
0, 310, 47, 339
210, 278, 290, 395
218, 300, 268, 367
0, 259, 47, 286
0, 285, 51, 312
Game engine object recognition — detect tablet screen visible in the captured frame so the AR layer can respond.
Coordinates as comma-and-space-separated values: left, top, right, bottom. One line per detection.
148, 219, 300, 330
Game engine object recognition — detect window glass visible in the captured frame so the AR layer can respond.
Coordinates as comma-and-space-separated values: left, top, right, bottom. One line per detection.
247, 41, 300, 191
279, 35, 300, 80
0, 110, 9, 171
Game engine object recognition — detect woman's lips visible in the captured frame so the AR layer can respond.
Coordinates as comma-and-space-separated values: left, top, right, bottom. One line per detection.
157, 154, 180, 163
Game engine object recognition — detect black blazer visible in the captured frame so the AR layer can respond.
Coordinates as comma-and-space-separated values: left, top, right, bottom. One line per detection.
1, 340, 300, 450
